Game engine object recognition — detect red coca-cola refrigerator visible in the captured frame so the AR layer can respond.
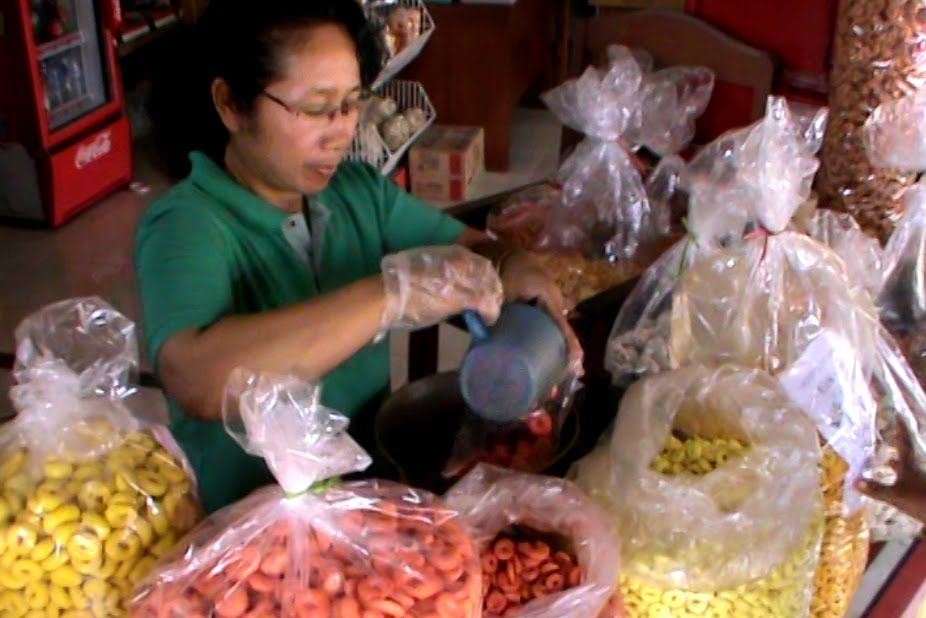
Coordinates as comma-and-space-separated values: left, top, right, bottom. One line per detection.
0, 0, 132, 226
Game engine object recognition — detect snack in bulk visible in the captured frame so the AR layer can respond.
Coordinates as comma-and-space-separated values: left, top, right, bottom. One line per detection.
817, 0, 926, 242
793, 205, 926, 542
866, 86, 926, 386
605, 96, 828, 387
666, 107, 926, 613
0, 297, 201, 618
572, 364, 824, 618
487, 46, 712, 308
131, 369, 481, 618
486, 184, 643, 310
445, 464, 621, 618
444, 373, 581, 482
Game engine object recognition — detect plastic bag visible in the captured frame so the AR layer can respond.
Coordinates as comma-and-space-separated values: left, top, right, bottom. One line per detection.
799, 208, 884, 300
539, 45, 712, 261
683, 97, 826, 240
572, 364, 822, 615
879, 177, 926, 332
670, 232, 880, 510
131, 369, 481, 618
444, 464, 620, 618
0, 297, 201, 617
864, 86, 926, 171
486, 183, 646, 310
812, 448, 870, 618
605, 97, 825, 386
817, 0, 926, 242
625, 66, 714, 158
486, 183, 560, 251
443, 376, 581, 480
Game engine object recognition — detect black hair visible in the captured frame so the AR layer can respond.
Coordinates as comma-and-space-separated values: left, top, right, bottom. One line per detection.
149, 0, 384, 177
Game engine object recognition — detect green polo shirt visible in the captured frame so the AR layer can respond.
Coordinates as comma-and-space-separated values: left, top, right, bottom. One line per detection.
136, 152, 464, 513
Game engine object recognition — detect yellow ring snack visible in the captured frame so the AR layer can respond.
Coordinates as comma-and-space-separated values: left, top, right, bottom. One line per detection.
23, 581, 49, 610
41, 460, 72, 482
573, 366, 825, 618
0, 429, 201, 617
809, 448, 870, 618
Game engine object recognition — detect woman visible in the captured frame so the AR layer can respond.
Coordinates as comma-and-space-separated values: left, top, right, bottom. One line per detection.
138, 0, 579, 513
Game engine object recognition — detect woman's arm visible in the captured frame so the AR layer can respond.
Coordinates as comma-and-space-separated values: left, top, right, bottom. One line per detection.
158, 276, 386, 421
158, 241, 504, 421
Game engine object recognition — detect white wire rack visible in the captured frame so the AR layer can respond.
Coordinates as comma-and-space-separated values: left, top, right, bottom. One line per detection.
366, 0, 436, 89
348, 80, 436, 174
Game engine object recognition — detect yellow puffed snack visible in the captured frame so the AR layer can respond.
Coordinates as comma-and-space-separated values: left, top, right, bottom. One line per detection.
571, 365, 824, 618
809, 448, 869, 618
0, 437, 201, 617
0, 298, 203, 617
620, 520, 822, 618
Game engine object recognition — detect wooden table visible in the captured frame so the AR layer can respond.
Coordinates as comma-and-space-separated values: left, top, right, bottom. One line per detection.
402, 0, 557, 172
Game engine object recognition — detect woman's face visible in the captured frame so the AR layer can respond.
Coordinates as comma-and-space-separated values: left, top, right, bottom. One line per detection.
222, 23, 363, 195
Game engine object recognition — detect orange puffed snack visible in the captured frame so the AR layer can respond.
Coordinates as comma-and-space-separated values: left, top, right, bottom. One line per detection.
131, 370, 481, 618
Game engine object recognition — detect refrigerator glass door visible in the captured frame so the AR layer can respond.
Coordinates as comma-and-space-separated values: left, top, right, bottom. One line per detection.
33, 0, 111, 131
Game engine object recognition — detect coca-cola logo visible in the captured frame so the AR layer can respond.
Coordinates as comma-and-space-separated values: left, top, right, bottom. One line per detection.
74, 131, 112, 169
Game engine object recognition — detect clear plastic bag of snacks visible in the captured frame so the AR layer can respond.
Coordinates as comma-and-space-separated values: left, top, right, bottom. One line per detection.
131, 369, 481, 618
1, 297, 201, 617
625, 66, 714, 158
671, 230, 881, 510
879, 177, 926, 333
572, 364, 823, 616
799, 208, 884, 300
486, 183, 560, 251
605, 97, 826, 386
791, 204, 926, 545
817, 0, 926, 242
864, 85, 926, 172
445, 464, 621, 618
539, 45, 712, 262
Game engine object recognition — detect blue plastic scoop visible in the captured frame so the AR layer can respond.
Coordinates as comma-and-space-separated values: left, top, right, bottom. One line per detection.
460, 303, 567, 423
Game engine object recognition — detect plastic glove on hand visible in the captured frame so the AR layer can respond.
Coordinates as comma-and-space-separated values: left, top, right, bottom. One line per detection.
381, 245, 503, 331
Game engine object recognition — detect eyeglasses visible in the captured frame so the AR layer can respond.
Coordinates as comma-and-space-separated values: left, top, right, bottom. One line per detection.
259, 90, 370, 123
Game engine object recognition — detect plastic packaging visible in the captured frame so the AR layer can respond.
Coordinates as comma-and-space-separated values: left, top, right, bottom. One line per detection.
879, 177, 926, 333
800, 208, 884, 300
812, 448, 870, 618
671, 232, 880, 511
572, 364, 823, 615
0, 297, 201, 617
864, 86, 926, 172
626, 66, 714, 158
605, 97, 825, 386
539, 45, 712, 262
445, 464, 620, 618
131, 369, 481, 618
817, 0, 926, 242
779, 208, 926, 545
381, 245, 504, 331
486, 183, 560, 251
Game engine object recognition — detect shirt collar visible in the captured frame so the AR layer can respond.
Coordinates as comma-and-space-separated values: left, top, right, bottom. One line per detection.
188, 151, 292, 234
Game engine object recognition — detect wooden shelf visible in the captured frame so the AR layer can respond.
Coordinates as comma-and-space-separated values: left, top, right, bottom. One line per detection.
37, 31, 85, 61
117, 19, 181, 58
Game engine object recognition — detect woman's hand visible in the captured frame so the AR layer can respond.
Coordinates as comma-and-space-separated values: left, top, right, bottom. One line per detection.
381, 245, 503, 331
857, 420, 926, 524
498, 250, 585, 377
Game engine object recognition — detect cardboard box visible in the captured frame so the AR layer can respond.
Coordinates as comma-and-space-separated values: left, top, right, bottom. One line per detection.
410, 126, 484, 203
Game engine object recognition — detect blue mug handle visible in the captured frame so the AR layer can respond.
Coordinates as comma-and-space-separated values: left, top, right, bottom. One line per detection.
463, 310, 491, 343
